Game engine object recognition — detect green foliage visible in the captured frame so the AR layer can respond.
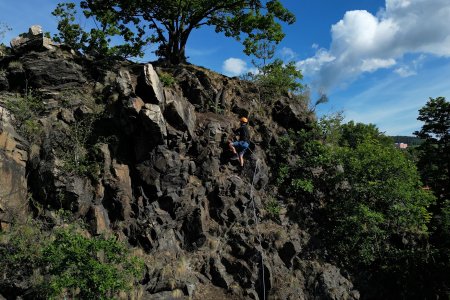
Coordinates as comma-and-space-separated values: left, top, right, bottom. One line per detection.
52, 2, 148, 57
8, 60, 23, 70
62, 0, 295, 63
0, 220, 48, 272
52, 3, 90, 52
265, 198, 281, 219
339, 120, 393, 148
291, 178, 314, 194
271, 114, 436, 294
0, 22, 11, 55
414, 97, 450, 202
158, 71, 176, 87
4, 91, 45, 142
0, 22, 11, 43
42, 227, 144, 299
441, 201, 450, 245
253, 59, 303, 99
413, 97, 450, 295
0, 221, 143, 299
317, 111, 344, 145
329, 141, 434, 265
58, 114, 100, 178
390, 135, 423, 147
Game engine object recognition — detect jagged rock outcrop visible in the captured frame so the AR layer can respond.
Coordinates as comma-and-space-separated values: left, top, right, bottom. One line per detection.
10, 25, 56, 54
0, 106, 28, 228
0, 27, 357, 299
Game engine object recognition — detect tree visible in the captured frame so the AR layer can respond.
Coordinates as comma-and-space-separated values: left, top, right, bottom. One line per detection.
414, 97, 450, 296
71, 0, 295, 63
0, 22, 11, 54
52, 2, 148, 57
0, 22, 11, 40
271, 116, 436, 297
340, 121, 393, 148
251, 59, 303, 99
414, 97, 450, 202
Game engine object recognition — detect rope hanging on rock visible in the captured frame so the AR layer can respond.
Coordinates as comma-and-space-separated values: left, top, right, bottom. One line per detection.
250, 158, 266, 300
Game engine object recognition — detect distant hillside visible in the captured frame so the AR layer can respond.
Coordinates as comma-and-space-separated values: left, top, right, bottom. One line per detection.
390, 135, 423, 146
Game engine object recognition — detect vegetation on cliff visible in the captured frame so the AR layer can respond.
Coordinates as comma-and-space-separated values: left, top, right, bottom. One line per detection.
0, 219, 143, 299
0, 6, 449, 297
270, 110, 449, 298
52, 0, 295, 63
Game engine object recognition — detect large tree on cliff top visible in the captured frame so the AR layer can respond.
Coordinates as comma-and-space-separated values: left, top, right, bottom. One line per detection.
79, 0, 295, 63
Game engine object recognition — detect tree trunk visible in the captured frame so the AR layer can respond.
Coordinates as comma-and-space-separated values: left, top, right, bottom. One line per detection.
166, 30, 188, 64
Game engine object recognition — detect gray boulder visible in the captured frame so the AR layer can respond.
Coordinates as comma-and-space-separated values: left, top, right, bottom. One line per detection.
136, 64, 165, 105
163, 88, 196, 137
10, 25, 56, 54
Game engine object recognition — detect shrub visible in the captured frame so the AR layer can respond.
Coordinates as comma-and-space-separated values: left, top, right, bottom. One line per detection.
42, 227, 143, 299
8, 60, 23, 71
253, 59, 303, 101
4, 91, 45, 142
0, 221, 144, 299
265, 198, 281, 219
158, 71, 176, 87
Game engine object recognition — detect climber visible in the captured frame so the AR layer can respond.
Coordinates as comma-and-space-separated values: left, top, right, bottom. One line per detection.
228, 117, 250, 168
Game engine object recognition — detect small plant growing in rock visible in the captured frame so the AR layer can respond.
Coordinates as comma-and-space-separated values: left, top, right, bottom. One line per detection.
4, 91, 45, 142
159, 71, 176, 87
8, 60, 24, 71
57, 114, 101, 179
265, 198, 281, 220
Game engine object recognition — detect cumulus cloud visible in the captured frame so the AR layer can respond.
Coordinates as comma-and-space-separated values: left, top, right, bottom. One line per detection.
394, 66, 416, 77
279, 47, 297, 60
297, 0, 450, 90
222, 58, 248, 76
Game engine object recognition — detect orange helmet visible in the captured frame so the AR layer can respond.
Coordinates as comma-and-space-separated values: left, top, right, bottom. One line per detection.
240, 117, 248, 123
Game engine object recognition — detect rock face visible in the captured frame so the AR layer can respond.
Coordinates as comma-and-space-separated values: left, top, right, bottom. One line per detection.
0, 106, 28, 227
0, 27, 357, 300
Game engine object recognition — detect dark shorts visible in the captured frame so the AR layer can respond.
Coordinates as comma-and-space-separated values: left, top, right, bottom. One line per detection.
232, 141, 249, 156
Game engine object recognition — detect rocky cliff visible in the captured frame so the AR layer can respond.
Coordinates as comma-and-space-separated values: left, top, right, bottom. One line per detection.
0, 27, 359, 299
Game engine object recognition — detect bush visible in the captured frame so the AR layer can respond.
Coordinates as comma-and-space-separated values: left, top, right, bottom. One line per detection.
4, 91, 45, 142
252, 59, 303, 101
265, 198, 281, 220
0, 221, 143, 299
158, 71, 176, 87
42, 227, 143, 299
57, 114, 101, 179
8, 60, 23, 71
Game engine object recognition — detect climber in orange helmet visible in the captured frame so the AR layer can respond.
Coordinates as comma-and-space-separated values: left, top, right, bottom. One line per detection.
228, 116, 250, 168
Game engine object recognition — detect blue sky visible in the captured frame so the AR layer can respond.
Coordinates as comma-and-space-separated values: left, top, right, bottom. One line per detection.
1, 0, 449, 136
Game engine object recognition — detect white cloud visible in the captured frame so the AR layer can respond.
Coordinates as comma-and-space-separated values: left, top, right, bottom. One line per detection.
296, 49, 335, 74
222, 58, 248, 76
394, 66, 416, 77
319, 60, 450, 135
298, 0, 450, 90
360, 58, 396, 72
279, 47, 296, 60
